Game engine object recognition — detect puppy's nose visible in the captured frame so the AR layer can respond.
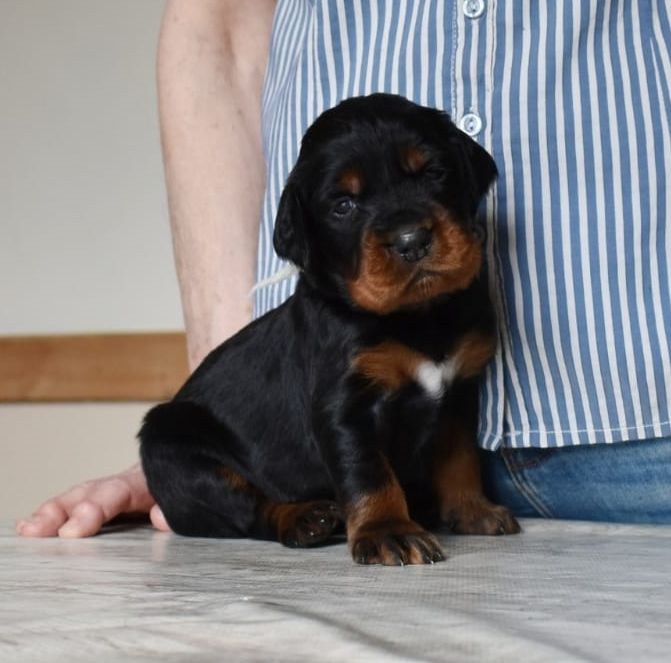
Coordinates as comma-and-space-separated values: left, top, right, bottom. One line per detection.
392, 227, 433, 262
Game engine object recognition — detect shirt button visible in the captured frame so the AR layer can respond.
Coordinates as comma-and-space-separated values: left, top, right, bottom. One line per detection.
459, 112, 483, 137
463, 0, 486, 19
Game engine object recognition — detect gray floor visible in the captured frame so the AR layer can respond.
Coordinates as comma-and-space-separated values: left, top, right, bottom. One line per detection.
2, 520, 670, 662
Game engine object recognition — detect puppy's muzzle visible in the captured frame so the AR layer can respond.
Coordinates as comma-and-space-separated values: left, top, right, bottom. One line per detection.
392, 226, 433, 263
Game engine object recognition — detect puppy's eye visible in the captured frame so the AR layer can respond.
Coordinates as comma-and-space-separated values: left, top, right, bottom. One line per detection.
424, 162, 446, 181
332, 198, 356, 217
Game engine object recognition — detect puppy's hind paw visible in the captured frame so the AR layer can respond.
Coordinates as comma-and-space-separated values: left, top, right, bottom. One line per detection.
277, 501, 343, 548
443, 497, 521, 536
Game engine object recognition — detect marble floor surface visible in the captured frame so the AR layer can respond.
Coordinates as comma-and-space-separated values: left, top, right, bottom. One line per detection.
1, 519, 670, 662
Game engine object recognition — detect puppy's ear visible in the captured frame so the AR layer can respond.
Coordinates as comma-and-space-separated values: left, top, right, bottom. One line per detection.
446, 121, 498, 215
464, 137, 498, 206
273, 181, 310, 270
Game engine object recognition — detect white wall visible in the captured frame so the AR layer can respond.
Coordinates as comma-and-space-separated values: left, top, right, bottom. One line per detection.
0, 0, 183, 335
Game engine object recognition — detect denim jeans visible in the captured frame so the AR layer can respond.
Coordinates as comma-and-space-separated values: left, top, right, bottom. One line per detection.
481, 437, 671, 524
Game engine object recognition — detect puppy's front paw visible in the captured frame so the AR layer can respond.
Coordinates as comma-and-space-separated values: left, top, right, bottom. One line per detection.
350, 520, 446, 566
443, 497, 521, 535
278, 501, 343, 548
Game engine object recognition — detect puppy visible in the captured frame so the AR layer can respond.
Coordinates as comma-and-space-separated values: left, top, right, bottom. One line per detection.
140, 93, 520, 566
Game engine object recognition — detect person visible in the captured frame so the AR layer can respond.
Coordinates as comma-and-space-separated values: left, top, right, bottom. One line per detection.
17, 0, 671, 538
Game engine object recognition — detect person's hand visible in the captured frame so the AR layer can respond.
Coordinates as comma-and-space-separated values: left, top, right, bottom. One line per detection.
15, 462, 171, 537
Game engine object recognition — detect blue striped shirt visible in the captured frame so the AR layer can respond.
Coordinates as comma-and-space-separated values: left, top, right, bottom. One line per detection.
254, 0, 671, 450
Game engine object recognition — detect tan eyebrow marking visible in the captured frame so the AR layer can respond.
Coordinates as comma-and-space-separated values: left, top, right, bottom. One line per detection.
338, 168, 364, 195
401, 145, 429, 173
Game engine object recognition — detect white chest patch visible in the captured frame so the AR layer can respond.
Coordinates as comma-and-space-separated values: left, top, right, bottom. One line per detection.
415, 356, 462, 398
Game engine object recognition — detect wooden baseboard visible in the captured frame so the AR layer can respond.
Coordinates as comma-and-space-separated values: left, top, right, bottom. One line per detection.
0, 333, 189, 402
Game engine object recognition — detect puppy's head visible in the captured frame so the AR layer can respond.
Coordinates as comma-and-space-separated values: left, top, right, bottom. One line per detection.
273, 94, 497, 314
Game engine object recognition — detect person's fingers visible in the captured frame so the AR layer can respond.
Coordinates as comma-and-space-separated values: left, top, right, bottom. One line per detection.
16, 500, 69, 537
57, 478, 134, 538
150, 504, 171, 532
57, 500, 107, 538
16, 464, 157, 539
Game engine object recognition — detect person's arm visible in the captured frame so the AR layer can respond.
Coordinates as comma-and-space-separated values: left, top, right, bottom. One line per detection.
16, 0, 275, 538
160, 0, 275, 368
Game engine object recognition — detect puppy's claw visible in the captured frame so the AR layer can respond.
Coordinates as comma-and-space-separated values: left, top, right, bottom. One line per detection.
350, 522, 446, 566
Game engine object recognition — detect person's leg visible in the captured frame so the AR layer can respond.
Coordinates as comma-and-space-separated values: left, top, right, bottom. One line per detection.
481, 437, 671, 524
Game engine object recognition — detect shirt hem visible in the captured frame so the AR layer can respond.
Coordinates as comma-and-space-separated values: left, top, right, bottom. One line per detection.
479, 420, 671, 450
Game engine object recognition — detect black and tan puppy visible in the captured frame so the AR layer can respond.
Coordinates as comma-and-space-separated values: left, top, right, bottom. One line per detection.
140, 94, 520, 565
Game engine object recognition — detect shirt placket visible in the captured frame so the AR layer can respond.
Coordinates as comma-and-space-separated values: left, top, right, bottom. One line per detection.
453, 0, 489, 138
454, 0, 507, 448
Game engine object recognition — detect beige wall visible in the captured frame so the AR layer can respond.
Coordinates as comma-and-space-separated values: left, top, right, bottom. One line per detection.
1, 404, 145, 520
1, 1, 182, 519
